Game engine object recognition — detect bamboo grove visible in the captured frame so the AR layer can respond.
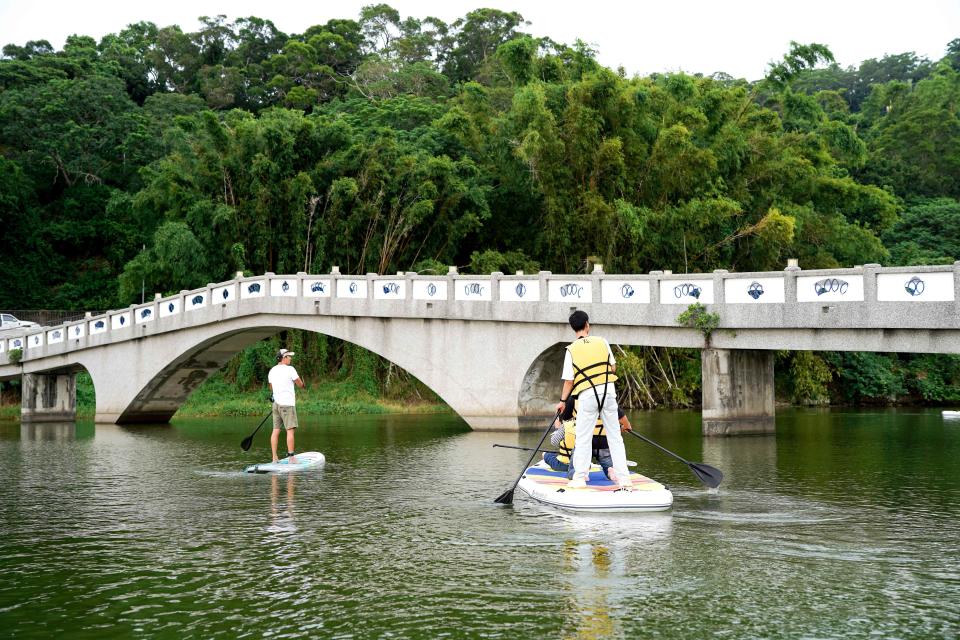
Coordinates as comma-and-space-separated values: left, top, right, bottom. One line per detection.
2, 7, 959, 407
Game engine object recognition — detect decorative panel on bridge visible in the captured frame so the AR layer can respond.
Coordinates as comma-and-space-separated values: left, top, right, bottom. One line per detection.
337, 279, 368, 299
240, 280, 266, 299
303, 279, 331, 297
413, 280, 447, 300
877, 272, 955, 302
601, 280, 650, 304
724, 277, 785, 304
660, 279, 714, 304
499, 280, 540, 302
456, 280, 491, 301
797, 275, 864, 302
374, 280, 406, 300
548, 280, 591, 303
270, 279, 298, 297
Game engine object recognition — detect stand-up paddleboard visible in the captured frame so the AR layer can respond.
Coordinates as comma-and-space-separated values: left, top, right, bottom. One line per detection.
517, 462, 673, 512
943, 410, 960, 419
244, 451, 325, 474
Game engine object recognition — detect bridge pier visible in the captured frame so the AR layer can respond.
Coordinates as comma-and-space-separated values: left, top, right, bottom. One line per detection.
21, 372, 77, 423
701, 349, 775, 436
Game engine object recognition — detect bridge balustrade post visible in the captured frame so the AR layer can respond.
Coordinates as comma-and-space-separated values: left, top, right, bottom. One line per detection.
648, 271, 662, 306
21, 372, 76, 423
712, 269, 728, 306
863, 263, 881, 302
491, 272, 502, 303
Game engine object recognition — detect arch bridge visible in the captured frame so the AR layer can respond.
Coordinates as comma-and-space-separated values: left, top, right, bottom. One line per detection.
2, 262, 959, 434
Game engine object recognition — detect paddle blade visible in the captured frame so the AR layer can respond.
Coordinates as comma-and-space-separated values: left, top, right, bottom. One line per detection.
689, 462, 724, 488
494, 489, 515, 505
240, 435, 254, 451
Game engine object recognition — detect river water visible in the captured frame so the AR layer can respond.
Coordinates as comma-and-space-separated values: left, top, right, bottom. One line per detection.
1, 408, 958, 639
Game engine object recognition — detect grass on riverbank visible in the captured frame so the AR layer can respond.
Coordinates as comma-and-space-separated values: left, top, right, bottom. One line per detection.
0, 372, 450, 421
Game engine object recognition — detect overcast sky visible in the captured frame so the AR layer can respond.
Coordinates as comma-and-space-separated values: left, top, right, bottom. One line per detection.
0, 0, 957, 80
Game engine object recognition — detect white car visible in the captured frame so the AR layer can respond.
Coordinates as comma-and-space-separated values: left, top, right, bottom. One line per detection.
0, 313, 39, 331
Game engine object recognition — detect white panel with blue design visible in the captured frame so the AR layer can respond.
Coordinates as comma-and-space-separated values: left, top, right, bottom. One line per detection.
27, 333, 44, 349
797, 275, 863, 302
455, 280, 492, 301
89, 318, 109, 335
660, 279, 714, 304
160, 299, 180, 317
135, 306, 155, 324
499, 280, 540, 302
47, 327, 65, 345
548, 280, 592, 303
413, 280, 447, 300
111, 312, 131, 330
337, 279, 368, 299
877, 272, 954, 302
187, 293, 207, 311
724, 277, 785, 303
68, 323, 85, 339
270, 279, 297, 297
374, 280, 407, 300
303, 279, 331, 297
240, 280, 265, 299
7, 337, 24, 351
213, 284, 236, 303
601, 280, 650, 304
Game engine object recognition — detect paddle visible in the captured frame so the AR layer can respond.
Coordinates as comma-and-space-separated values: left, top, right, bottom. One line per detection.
626, 430, 723, 488
240, 411, 272, 452
494, 410, 561, 505
492, 444, 555, 454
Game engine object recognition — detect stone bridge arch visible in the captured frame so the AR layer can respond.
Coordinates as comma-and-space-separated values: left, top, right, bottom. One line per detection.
64, 314, 570, 430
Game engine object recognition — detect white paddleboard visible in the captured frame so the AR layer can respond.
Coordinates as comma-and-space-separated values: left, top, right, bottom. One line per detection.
943, 411, 960, 419
517, 462, 673, 512
244, 451, 325, 474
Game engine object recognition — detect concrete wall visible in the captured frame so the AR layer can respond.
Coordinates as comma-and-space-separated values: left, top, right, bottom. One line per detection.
701, 349, 775, 436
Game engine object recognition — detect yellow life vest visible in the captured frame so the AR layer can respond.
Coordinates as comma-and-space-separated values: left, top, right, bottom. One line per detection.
567, 336, 617, 398
557, 418, 606, 465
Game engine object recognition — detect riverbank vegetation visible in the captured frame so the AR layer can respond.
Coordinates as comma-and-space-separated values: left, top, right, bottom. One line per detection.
1, 7, 959, 412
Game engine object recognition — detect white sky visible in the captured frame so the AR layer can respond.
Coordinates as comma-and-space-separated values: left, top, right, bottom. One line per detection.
0, 0, 956, 80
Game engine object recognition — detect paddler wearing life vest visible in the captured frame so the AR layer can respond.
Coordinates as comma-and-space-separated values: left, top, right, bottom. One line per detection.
555, 311, 633, 490
544, 395, 633, 483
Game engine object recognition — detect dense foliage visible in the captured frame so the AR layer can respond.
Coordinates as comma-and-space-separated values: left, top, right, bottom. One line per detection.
1, 9, 958, 407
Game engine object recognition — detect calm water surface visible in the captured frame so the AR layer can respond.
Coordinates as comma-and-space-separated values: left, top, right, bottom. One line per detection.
1, 408, 958, 639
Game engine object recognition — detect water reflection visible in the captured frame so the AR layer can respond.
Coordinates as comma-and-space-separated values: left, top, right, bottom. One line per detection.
268, 473, 297, 534
20, 421, 90, 442
561, 541, 620, 640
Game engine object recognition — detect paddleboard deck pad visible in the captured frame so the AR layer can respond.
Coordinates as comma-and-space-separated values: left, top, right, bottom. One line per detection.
517, 462, 673, 512
245, 451, 325, 474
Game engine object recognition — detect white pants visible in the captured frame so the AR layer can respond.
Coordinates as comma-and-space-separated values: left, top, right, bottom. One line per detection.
571, 384, 630, 486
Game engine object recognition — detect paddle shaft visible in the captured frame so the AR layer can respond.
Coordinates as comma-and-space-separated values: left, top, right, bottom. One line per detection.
492, 444, 555, 454
494, 410, 560, 504
626, 429, 723, 488
240, 410, 273, 451
627, 430, 692, 465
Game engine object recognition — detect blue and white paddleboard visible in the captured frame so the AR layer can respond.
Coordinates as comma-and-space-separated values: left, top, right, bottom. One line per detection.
244, 451, 325, 474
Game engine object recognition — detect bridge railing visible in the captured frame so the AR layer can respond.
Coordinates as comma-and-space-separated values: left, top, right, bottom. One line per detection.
4, 261, 960, 364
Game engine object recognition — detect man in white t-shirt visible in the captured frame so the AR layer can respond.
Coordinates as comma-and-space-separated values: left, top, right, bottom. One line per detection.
268, 349, 306, 463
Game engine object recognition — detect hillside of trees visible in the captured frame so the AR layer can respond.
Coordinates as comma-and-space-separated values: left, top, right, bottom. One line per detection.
2, 7, 959, 408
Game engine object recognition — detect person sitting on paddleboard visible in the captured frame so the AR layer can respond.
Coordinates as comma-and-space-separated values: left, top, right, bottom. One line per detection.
268, 349, 305, 464
544, 396, 633, 483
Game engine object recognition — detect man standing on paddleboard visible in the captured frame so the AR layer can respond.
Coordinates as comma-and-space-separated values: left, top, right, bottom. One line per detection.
268, 349, 305, 463
555, 311, 633, 490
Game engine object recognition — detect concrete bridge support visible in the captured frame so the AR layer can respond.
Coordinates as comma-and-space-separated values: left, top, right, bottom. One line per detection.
701, 349, 775, 436
21, 372, 76, 423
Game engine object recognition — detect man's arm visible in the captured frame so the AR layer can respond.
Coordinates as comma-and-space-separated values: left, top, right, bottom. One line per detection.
555, 379, 573, 414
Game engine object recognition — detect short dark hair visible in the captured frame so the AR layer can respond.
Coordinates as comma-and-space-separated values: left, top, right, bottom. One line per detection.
568, 310, 589, 331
